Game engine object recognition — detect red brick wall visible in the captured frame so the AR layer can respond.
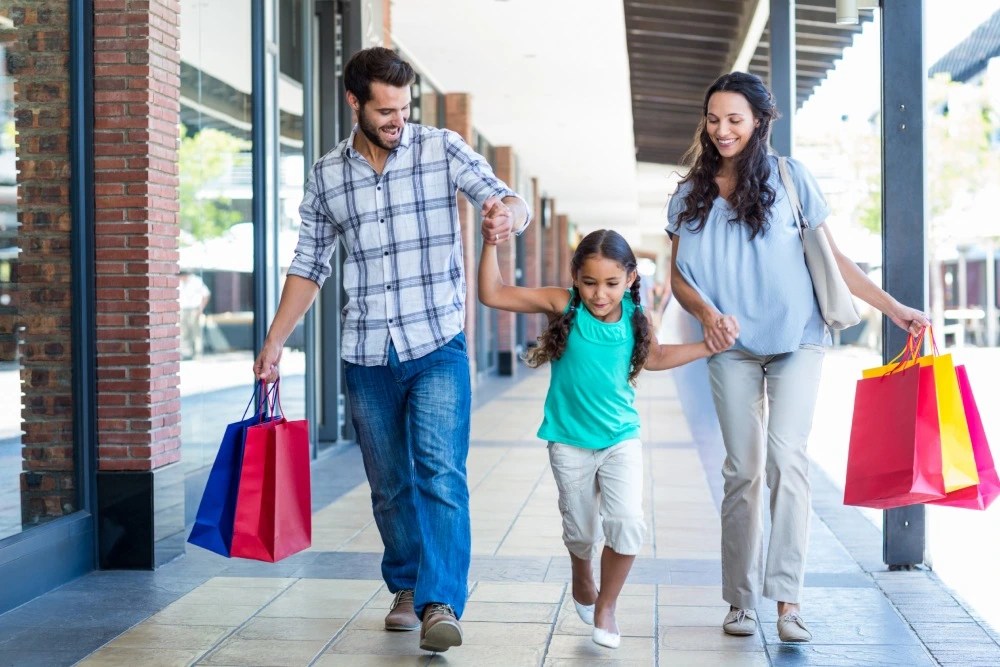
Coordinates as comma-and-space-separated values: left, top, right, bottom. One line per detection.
543, 199, 559, 286
443, 93, 478, 376
524, 177, 544, 343
7, 2, 76, 525
92, 0, 181, 472
492, 146, 516, 360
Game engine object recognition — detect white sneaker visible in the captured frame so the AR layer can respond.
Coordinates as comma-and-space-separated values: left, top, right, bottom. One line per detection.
722, 607, 757, 636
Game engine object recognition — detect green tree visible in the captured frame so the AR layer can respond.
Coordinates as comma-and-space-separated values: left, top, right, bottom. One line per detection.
178, 126, 250, 241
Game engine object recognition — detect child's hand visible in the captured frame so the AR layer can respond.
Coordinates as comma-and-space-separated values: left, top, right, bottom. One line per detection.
481, 196, 514, 245
703, 314, 739, 353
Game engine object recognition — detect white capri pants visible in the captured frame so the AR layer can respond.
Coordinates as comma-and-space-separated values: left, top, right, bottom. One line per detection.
708, 345, 825, 609
547, 438, 646, 560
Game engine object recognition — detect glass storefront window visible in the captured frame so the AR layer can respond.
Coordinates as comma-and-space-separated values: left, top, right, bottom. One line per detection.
278, 59, 306, 422
178, 0, 256, 477
0, 3, 77, 539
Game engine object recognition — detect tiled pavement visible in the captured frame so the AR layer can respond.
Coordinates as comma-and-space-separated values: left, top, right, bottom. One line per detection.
2, 365, 1000, 666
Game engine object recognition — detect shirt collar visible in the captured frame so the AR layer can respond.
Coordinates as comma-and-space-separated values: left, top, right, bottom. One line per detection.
342, 122, 413, 160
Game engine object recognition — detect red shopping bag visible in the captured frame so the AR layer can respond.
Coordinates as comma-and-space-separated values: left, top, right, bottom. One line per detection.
230, 381, 312, 562
844, 357, 947, 509
927, 365, 1000, 510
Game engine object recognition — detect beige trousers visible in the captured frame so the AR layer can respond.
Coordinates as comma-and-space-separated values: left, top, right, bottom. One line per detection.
547, 439, 646, 560
707, 346, 825, 609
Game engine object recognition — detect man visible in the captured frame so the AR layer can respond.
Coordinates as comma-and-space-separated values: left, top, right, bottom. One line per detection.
179, 270, 211, 359
253, 46, 529, 653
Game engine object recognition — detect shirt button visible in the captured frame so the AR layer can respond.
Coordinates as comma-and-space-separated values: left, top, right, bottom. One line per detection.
380, 218, 385, 223
384, 251, 389, 256
386, 284, 392, 290
377, 186, 382, 191
388, 318, 393, 323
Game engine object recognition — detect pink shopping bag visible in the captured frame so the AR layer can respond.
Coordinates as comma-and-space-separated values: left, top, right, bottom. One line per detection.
927, 365, 1000, 510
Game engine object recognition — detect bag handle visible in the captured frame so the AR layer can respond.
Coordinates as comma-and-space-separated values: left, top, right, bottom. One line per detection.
777, 156, 806, 240
271, 378, 285, 420
245, 380, 278, 422
884, 325, 938, 375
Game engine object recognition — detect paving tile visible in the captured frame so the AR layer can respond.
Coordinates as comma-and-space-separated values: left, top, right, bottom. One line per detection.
544, 659, 649, 667
146, 603, 262, 626
326, 628, 428, 655
0, 649, 81, 667
103, 623, 231, 650
545, 634, 653, 662
766, 643, 938, 666
200, 637, 326, 666
235, 616, 350, 641
468, 582, 564, 603
660, 625, 765, 651
457, 621, 552, 646
908, 621, 997, 644
656, 649, 770, 666
77, 647, 204, 666
657, 604, 728, 626
461, 601, 558, 624
313, 655, 431, 666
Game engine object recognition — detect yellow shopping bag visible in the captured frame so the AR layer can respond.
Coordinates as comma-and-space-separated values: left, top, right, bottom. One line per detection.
862, 329, 978, 493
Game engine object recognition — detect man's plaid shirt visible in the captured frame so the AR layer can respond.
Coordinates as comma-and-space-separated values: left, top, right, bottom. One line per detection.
287, 122, 528, 366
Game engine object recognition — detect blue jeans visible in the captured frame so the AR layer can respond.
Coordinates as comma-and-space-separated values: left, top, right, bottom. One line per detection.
345, 332, 472, 618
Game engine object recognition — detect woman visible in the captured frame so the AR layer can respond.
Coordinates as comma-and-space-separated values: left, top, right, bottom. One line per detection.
665, 72, 928, 643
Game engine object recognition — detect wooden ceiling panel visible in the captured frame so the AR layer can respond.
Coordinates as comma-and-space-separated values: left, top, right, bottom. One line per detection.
625, 0, 874, 165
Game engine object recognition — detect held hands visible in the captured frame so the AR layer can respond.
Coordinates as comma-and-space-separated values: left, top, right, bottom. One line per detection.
481, 196, 515, 245
702, 313, 740, 354
253, 340, 283, 384
889, 304, 931, 337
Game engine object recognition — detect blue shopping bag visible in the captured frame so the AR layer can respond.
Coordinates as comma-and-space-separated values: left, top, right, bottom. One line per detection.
187, 382, 276, 556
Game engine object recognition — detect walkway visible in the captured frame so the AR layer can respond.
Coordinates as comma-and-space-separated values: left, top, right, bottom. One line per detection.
1, 362, 999, 666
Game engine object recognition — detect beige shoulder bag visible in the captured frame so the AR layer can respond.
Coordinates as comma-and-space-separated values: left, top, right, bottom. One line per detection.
777, 157, 861, 330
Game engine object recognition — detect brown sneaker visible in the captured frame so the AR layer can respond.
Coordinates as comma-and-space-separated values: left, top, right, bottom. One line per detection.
384, 589, 420, 631
419, 603, 463, 652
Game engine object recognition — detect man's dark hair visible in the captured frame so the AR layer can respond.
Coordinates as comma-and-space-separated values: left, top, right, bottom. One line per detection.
343, 47, 415, 108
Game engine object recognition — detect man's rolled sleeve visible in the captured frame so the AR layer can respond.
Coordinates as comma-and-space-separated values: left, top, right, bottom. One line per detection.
444, 130, 517, 211
287, 176, 339, 289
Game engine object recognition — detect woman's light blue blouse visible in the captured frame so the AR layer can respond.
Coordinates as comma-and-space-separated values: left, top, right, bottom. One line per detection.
665, 155, 831, 356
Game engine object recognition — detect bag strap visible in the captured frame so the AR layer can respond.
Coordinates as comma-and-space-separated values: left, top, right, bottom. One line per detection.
776, 156, 806, 240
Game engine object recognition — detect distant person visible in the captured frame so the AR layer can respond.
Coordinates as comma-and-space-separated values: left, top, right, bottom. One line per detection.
179, 270, 210, 359
252, 47, 530, 653
479, 227, 728, 649
666, 71, 929, 642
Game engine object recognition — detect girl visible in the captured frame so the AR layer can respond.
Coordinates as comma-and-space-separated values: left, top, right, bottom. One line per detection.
478, 228, 730, 649
666, 71, 928, 643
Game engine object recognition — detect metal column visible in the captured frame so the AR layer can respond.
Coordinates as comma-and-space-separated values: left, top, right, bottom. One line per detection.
314, 0, 361, 446
881, 0, 928, 568
252, 0, 281, 351
769, 0, 795, 156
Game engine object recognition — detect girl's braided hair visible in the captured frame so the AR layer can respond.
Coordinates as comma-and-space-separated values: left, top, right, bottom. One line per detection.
524, 229, 651, 385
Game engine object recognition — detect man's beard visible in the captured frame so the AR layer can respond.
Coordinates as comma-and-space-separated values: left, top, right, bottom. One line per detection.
359, 113, 402, 151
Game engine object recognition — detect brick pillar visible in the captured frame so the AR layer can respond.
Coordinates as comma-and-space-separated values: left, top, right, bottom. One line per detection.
92, 0, 184, 568
492, 147, 517, 376
443, 93, 478, 377
544, 199, 559, 286
7, 3, 76, 528
524, 178, 544, 344
557, 214, 571, 283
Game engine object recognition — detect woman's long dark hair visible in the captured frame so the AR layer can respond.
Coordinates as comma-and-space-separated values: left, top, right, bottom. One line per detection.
525, 229, 651, 386
675, 71, 780, 240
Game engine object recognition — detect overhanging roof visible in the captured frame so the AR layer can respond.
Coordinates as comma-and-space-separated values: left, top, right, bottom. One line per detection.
625, 0, 874, 165
929, 8, 1000, 82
